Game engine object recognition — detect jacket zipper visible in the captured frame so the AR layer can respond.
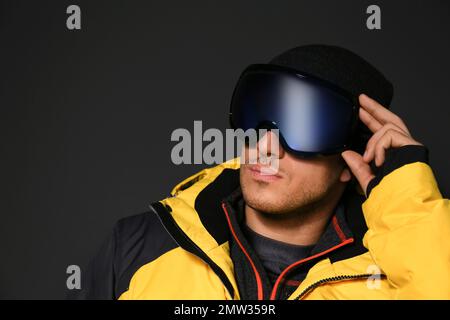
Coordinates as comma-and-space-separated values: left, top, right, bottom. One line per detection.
150, 202, 235, 299
221, 202, 264, 300
293, 273, 387, 300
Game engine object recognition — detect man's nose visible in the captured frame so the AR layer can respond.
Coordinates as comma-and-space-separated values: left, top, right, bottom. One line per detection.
257, 130, 285, 160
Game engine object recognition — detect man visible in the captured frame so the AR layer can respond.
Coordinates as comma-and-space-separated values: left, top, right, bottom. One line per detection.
74, 45, 450, 300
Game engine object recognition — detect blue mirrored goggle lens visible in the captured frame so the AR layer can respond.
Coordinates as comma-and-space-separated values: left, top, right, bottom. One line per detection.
230, 70, 355, 154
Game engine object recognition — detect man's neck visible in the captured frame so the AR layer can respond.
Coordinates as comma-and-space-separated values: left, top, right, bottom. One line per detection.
244, 189, 344, 246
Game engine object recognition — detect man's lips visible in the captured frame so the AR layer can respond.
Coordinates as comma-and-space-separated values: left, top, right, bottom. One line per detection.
247, 164, 282, 182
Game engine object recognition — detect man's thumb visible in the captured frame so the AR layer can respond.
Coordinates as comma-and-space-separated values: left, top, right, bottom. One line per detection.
341, 150, 375, 197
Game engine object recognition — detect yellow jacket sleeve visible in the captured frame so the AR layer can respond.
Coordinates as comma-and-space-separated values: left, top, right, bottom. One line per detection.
362, 161, 450, 299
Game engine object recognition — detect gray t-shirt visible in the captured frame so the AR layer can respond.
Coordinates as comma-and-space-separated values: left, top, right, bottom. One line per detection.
241, 223, 315, 286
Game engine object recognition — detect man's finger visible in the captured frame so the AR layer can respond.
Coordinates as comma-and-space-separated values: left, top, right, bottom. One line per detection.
341, 150, 375, 197
363, 123, 407, 163
359, 107, 382, 133
359, 94, 410, 134
374, 133, 392, 167
372, 129, 419, 166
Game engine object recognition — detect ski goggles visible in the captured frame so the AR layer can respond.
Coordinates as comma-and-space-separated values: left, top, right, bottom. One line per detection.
229, 64, 359, 157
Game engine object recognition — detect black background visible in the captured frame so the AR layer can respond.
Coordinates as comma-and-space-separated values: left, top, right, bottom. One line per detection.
1, 0, 449, 299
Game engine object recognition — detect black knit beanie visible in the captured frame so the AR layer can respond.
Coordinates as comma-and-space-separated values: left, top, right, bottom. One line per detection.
268, 44, 393, 154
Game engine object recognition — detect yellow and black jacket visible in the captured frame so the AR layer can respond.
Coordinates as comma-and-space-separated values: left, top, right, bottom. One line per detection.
74, 145, 450, 300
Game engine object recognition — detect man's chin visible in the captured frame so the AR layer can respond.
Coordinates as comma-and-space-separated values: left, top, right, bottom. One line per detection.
242, 188, 288, 214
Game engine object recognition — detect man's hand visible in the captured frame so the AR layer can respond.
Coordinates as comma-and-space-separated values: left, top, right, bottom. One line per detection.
341, 94, 423, 197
